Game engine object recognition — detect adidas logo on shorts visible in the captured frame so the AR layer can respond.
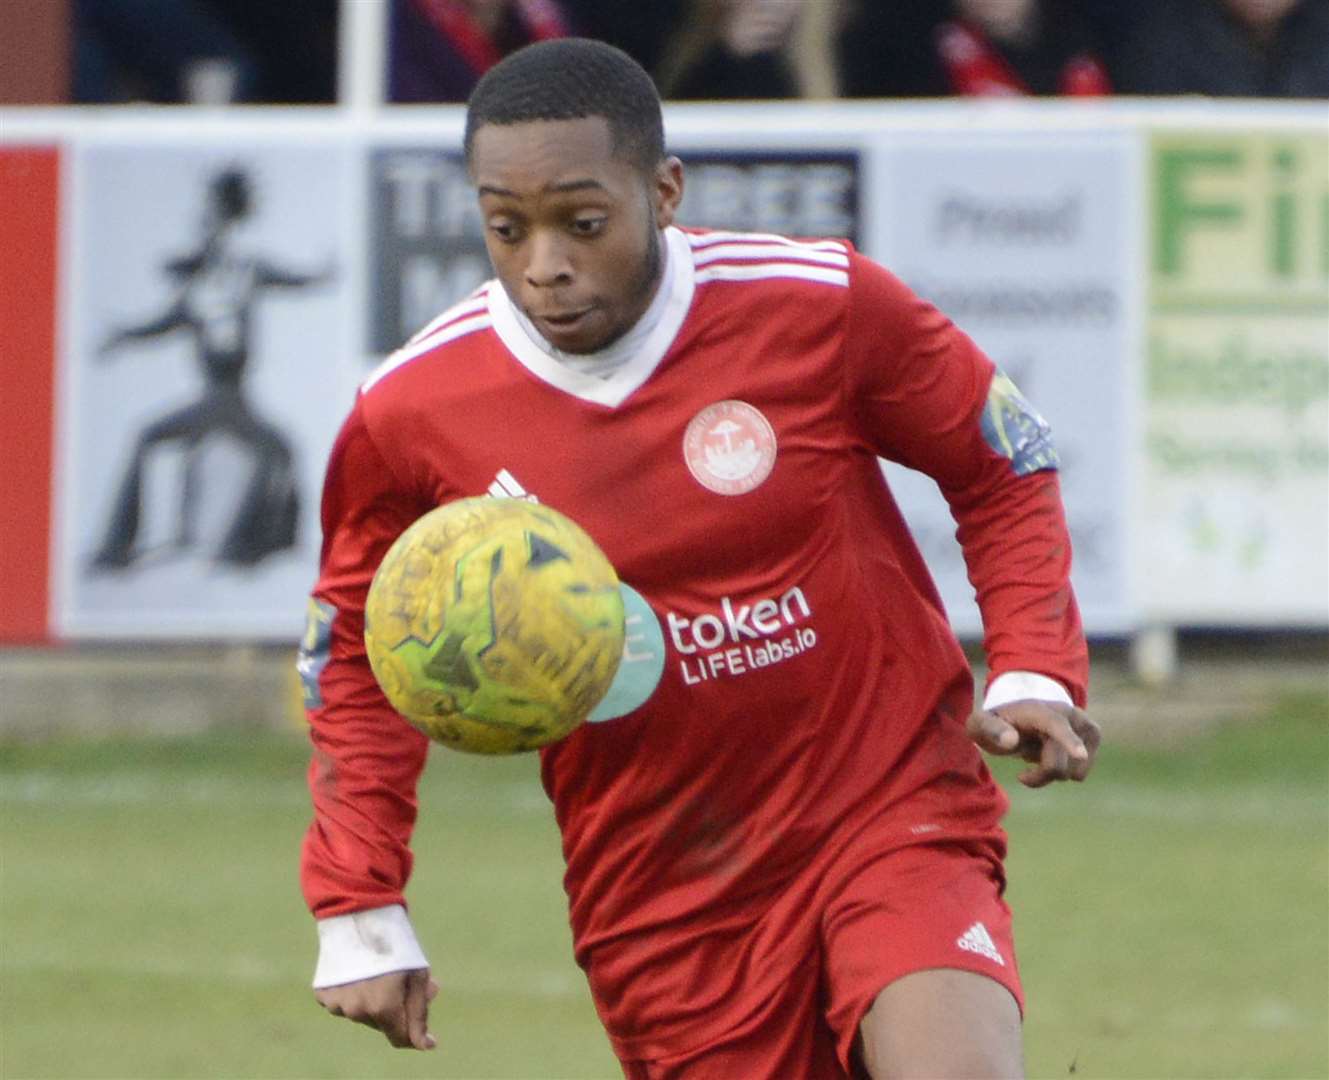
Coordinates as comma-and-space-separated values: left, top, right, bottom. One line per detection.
956, 921, 1005, 966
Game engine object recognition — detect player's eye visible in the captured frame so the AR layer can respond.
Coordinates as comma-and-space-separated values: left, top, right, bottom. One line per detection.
570, 216, 607, 238
488, 221, 522, 243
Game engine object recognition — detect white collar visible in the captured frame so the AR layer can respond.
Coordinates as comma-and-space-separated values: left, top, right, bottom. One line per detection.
487, 226, 695, 408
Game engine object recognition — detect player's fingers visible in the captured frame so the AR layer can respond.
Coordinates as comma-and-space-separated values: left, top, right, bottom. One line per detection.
315, 989, 358, 1022
1031, 707, 1089, 766
1070, 708, 1101, 748
965, 709, 1021, 755
339, 1004, 390, 1035
1066, 729, 1093, 781
1067, 709, 1101, 781
1020, 738, 1070, 788
375, 999, 413, 1049
404, 970, 437, 1051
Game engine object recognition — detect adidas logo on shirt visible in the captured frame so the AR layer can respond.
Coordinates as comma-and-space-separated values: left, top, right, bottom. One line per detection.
487, 469, 538, 502
956, 922, 1005, 966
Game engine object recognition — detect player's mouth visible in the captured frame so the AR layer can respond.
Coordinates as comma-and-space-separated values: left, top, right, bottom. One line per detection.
532, 307, 598, 346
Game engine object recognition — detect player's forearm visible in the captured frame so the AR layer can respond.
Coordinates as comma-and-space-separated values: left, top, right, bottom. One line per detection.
949, 468, 1088, 705
301, 399, 438, 918
300, 674, 430, 917
301, 651, 432, 989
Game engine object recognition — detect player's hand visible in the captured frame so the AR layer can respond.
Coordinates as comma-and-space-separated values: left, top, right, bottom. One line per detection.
314, 968, 439, 1051
966, 700, 1100, 788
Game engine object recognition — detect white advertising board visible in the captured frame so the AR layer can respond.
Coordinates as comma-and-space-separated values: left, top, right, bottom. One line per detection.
55, 141, 359, 637
868, 133, 1136, 635
1138, 129, 1329, 625
4, 101, 1318, 640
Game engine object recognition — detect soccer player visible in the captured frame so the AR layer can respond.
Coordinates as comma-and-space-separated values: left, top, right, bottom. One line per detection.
299, 38, 1100, 1078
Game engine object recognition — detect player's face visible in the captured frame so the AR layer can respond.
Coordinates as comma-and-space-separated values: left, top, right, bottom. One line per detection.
470, 117, 683, 354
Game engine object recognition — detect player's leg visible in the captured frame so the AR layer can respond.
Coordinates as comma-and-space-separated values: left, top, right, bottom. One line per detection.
858, 967, 1022, 1079
821, 839, 1025, 1079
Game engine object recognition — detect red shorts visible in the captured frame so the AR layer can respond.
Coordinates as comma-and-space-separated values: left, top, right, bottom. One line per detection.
618, 836, 1022, 1079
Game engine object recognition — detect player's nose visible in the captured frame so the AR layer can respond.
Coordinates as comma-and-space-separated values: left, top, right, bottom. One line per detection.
524, 230, 574, 289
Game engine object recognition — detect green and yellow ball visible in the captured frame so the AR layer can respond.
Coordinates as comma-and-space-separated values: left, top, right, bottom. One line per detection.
365, 497, 625, 754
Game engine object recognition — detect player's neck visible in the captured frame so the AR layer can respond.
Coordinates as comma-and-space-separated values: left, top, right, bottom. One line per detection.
518, 228, 677, 380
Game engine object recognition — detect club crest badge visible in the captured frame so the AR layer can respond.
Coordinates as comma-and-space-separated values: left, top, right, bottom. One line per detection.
683, 400, 777, 495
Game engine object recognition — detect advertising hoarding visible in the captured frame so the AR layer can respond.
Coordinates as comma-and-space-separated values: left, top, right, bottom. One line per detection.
56, 142, 356, 637
871, 134, 1135, 635
0, 146, 60, 642
0, 102, 1319, 640
1140, 131, 1328, 624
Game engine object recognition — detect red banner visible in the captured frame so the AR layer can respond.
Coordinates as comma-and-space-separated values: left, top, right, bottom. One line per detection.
0, 146, 59, 642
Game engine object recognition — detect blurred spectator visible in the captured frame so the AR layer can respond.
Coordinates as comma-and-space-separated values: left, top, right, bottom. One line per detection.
935, 0, 1112, 96
1068, 0, 1154, 78
73, 0, 336, 104
559, 0, 682, 75
1117, 0, 1329, 97
202, 1, 338, 103
837, 0, 1111, 98
655, 0, 841, 100
389, 0, 572, 103
75, 0, 258, 103
837, 1, 950, 97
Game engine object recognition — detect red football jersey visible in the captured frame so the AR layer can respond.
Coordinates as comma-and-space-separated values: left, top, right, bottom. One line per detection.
299, 226, 1086, 1052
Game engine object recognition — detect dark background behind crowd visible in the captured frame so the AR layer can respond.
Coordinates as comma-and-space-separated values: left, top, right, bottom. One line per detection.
2, 0, 1327, 105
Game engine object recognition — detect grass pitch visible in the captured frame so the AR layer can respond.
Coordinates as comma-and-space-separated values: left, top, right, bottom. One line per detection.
1, 689, 1325, 1079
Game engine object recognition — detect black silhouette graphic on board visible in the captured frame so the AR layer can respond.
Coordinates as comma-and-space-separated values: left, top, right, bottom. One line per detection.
91, 168, 334, 571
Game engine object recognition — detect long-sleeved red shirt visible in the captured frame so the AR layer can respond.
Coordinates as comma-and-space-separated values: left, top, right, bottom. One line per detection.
299, 226, 1087, 1055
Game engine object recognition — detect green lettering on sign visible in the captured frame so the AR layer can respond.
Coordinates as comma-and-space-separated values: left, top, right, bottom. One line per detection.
1155, 148, 1243, 277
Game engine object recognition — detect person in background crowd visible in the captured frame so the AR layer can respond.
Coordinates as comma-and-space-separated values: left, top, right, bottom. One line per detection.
655, 0, 840, 100
206, 0, 338, 103
935, 0, 1112, 96
837, 1, 950, 98
74, 0, 258, 103
1065, 0, 1154, 81
389, 0, 573, 102
557, 0, 682, 78
73, 0, 336, 104
1117, 0, 1329, 97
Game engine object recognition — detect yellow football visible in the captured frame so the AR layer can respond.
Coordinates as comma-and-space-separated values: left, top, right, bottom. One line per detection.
364, 497, 624, 753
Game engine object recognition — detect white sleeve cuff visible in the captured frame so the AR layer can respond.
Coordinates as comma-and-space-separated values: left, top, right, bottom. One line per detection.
312, 904, 430, 989
983, 670, 1073, 712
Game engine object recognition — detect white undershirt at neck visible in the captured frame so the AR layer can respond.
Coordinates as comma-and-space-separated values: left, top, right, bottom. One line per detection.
510, 226, 683, 380
486, 226, 695, 408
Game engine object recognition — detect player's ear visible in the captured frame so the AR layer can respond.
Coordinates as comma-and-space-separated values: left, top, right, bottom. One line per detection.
651, 156, 684, 230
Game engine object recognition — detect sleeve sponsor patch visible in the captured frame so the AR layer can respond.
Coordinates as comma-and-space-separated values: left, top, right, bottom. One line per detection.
296, 598, 336, 709
981, 371, 1060, 476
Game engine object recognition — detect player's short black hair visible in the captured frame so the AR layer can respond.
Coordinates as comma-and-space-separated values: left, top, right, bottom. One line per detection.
464, 39, 665, 174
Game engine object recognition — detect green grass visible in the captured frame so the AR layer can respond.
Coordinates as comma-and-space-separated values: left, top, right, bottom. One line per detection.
995, 689, 1329, 1080
1, 691, 1325, 1080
